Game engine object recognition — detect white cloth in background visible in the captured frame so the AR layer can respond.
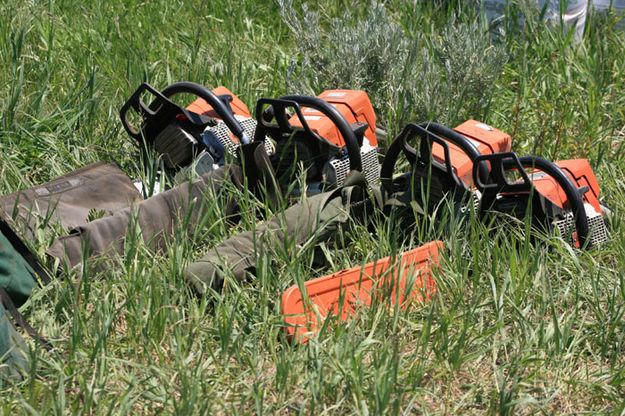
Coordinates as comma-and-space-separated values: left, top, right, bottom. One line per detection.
483, 1, 625, 38
483, 0, 588, 40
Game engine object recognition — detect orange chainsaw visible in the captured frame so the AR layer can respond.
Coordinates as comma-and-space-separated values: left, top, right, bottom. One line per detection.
241, 90, 380, 196
380, 120, 512, 214
472, 153, 609, 248
120, 81, 254, 172
281, 120, 513, 342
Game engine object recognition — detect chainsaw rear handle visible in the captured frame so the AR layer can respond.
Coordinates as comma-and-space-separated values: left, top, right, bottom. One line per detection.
255, 95, 363, 172
160, 81, 249, 144
473, 152, 590, 248
381, 122, 488, 194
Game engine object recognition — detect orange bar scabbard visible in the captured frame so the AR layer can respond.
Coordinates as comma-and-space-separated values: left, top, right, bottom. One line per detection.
281, 240, 443, 343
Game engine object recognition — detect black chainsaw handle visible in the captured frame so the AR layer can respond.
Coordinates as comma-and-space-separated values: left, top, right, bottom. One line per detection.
161, 81, 249, 144
473, 153, 590, 248
256, 95, 363, 173
381, 122, 488, 194
119, 81, 249, 144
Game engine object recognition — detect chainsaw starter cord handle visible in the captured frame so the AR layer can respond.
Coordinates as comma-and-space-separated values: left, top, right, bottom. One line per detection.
280, 95, 363, 172
161, 81, 250, 144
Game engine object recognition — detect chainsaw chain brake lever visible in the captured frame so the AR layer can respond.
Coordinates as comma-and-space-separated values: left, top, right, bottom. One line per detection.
255, 98, 307, 135
119, 82, 169, 141
351, 122, 368, 147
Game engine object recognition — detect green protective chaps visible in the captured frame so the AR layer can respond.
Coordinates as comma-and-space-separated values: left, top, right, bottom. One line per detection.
0, 304, 28, 385
184, 184, 372, 296
46, 165, 243, 270
0, 228, 38, 384
0, 230, 36, 307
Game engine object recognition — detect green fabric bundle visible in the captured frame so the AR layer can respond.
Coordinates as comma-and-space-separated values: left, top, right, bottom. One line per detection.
0, 229, 37, 384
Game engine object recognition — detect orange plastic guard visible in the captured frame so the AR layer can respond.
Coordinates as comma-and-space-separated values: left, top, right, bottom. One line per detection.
433, 120, 512, 187
281, 240, 443, 343
186, 86, 251, 118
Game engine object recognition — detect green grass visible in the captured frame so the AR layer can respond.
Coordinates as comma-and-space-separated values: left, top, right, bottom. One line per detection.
2, 0, 625, 414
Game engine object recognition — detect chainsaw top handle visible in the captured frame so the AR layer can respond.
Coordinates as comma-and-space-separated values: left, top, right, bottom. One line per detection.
472, 152, 590, 248
253, 95, 363, 173
381, 122, 489, 194
119, 81, 249, 144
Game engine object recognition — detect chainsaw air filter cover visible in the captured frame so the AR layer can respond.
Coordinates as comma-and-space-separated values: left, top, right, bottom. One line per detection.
539, 159, 609, 246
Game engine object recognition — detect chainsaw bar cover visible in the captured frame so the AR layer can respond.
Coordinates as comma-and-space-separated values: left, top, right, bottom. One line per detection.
281, 240, 442, 343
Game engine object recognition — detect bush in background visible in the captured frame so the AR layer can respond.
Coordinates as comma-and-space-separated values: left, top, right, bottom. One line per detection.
279, 0, 507, 136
